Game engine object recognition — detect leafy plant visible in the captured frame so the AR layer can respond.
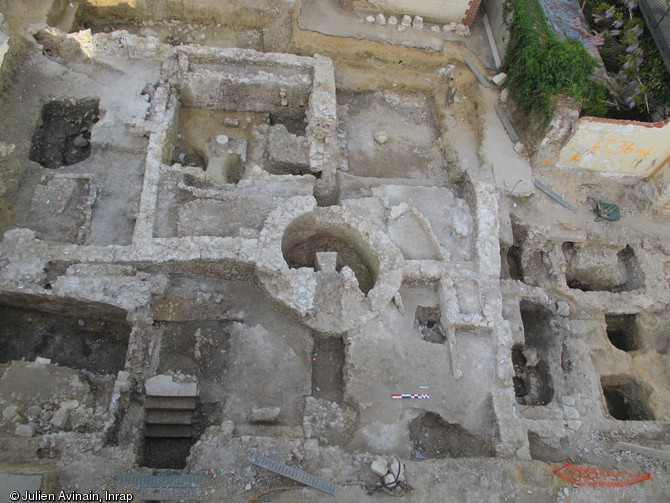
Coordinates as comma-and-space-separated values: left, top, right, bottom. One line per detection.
503, 0, 609, 121
583, 0, 670, 119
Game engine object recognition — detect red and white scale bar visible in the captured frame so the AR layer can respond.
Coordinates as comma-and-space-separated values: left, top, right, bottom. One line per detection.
392, 393, 430, 399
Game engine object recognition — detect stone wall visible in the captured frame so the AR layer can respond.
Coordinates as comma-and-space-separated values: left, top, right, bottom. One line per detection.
76, 0, 282, 26
0, 14, 28, 100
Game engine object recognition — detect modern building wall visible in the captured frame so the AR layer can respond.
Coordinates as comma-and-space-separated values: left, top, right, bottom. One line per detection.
556, 115, 670, 212
556, 116, 670, 177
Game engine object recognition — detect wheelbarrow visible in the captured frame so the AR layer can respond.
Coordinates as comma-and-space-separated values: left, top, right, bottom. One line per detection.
589, 197, 621, 222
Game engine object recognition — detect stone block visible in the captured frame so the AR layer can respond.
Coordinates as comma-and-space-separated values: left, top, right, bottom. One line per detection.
145, 374, 198, 397
248, 407, 281, 424
556, 301, 570, 317
365, 15, 375, 24
383, 472, 397, 487
24, 406, 42, 420
412, 16, 424, 30
376, 14, 386, 25
3, 405, 19, 422
371, 457, 388, 477
562, 395, 575, 406
268, 124, 310, 174
492, 72, 508, 86
145, 410, 193, 425
563, 406, 580, 420
15, 424, 36, 437
314, 251, 338, 273
0, 31, 8, 67
567, 420, 582, 431
389, 460, 405, 482
401, 15, 412, 26
388, 16, 398, 25
373, 131, 388, 145
0, 473, 43, 495
51, 407, 70, 430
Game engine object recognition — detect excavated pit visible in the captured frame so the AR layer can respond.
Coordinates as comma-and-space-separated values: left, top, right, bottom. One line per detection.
512, 345, 553, 406
141, 435, 197, 470
154, 320, 230, 422
527, 433, 572, 463
501, 245, 523, 281
311, 335, 345, 403
409, 412, 494, 459
283, 233, 374, 294
29, 98, 100, 169
414, 306, 446, 344
281, 217, 377, 295
0, 303, 129, 375
605, 314, 640, 352
173, 108, 267, 183
564, 243, 645, 292
512, 301, 557, 406
601, 376, 654, 421
141, 320, 233, 469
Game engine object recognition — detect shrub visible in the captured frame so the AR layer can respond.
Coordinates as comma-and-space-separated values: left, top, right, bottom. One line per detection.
504, 0, 610, 121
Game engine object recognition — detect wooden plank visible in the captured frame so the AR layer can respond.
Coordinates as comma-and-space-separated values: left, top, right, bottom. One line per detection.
644, 153, 670, 181
461, 53, 490, 88
495, 104, 520, 143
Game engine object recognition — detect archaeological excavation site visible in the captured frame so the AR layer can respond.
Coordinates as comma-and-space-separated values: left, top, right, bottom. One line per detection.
0, 0, 670, 501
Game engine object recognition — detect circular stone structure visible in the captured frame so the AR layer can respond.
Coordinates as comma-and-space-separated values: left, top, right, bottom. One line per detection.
281, 212, 378, 294
256, 196, 404, 333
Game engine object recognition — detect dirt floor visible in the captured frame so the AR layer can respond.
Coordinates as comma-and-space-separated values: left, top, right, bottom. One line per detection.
0, 0, 669, 501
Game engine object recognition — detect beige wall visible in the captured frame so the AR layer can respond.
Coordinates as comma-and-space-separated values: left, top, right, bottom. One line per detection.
370, 0, 474, 23
649, 158, 670, 212
556, 116, 670, 177
482, 0, 508, 56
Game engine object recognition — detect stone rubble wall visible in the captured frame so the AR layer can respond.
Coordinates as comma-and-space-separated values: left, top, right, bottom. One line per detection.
76, 0, 284, 27
0, 15, 30, 101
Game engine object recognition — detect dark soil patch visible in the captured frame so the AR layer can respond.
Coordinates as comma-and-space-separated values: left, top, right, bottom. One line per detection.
0, 304, 129, 375
409, 412, 494, 459
311, 335, 344, 403
30, 98, 99, 169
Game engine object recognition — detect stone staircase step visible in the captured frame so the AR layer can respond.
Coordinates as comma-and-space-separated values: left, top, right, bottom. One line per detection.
144, 424, 194, 438
145, 396, 196, 410
145, 410, 193, 425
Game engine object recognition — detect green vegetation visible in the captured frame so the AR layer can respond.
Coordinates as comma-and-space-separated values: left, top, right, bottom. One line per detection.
503, 0, 609, 122
582, 0, 670, 120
